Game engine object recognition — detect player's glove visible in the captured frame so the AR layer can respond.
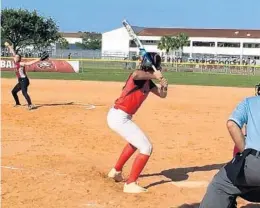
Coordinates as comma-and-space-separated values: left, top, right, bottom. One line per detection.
40, 51, 49, 61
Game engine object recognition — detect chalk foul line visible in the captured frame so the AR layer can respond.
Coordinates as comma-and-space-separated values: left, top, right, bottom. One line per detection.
1, 165, 67, 176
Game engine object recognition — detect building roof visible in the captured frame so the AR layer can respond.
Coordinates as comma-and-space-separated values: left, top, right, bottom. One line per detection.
60, 32, 83, 38
135, 28, 260, 38
132, 26, 146, 34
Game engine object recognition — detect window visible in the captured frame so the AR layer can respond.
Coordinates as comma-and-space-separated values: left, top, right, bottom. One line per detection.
129, 40, 137, 47
142, 40, 158, 44
217, 42, 240, 48
192, 41, 215, 47
243, 43, 260, 48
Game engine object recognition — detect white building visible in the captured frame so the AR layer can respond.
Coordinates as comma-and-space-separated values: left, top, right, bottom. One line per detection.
102, 26, 260, 60
60, 32, 83, 44
59, 32, 83, 47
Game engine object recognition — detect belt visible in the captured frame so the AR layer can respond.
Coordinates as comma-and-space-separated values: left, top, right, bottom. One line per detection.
19, 77, 28, 80
113, 106, 132, 116
250, 149, 260, 157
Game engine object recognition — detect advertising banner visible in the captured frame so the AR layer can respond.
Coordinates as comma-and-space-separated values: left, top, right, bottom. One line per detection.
0, 58, 79, 73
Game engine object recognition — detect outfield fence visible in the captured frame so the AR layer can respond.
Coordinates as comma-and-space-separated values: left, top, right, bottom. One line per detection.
1, 57, 260, 75
75, 59, 260, 75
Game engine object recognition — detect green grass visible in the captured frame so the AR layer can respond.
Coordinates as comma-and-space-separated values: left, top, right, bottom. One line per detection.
1, 68, 260, 87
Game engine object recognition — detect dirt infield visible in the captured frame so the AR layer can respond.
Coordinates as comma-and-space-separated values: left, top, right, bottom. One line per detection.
1, 78, 259, 208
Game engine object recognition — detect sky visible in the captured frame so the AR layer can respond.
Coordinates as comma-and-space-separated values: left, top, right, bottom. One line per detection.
2, 0, 260, 33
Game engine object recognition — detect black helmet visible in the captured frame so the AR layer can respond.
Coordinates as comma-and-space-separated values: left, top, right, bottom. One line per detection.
141, 52, 162, 71
255, 83, 260, 96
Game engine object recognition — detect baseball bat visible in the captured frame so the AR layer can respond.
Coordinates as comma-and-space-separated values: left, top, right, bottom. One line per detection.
122, 19, 158, 72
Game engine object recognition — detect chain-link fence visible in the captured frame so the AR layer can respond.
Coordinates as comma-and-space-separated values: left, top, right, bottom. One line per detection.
75, 59, 260, 75
78, 59, 137, 72
161, 62, 260, 75
1, 49, 260, 75
52, 49, 101, 59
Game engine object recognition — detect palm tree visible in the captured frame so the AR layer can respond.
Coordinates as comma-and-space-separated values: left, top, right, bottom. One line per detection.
158, 33, 189, 61
170, 36, 179, 60
175, 33, 189, 57
158, 36, 173, 62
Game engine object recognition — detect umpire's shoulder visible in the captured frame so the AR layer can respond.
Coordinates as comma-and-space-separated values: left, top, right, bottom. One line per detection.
246, 95, 260, 104
246, 95, 259, 101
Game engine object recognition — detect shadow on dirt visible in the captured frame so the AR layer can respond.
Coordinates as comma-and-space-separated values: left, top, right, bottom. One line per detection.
175, 203, 260, 208
35, 102, 74, 108
35, 102, 101, 109
141, 163, 225, 189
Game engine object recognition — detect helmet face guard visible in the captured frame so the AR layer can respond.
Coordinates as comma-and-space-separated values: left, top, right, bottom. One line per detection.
141, 52, 162, 71
256, 83, 260, 96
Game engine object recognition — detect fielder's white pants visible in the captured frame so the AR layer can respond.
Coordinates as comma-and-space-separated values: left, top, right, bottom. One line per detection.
107, 107, 152, 155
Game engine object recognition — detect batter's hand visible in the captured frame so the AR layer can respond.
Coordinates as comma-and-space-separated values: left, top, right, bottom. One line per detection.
153, 70, 163, 80
160, 77, 168, 88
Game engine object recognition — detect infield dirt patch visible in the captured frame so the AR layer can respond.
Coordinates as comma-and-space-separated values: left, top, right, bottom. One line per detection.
1, 78, 258, 208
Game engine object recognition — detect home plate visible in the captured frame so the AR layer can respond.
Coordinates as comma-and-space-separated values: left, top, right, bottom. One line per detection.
171, 181, 208, 188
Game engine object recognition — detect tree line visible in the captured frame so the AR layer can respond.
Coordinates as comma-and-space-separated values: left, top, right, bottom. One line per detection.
57, 32, 101, 50
1, 8, 189, 55
1, 8, 101, 53
157, 33, 190, 58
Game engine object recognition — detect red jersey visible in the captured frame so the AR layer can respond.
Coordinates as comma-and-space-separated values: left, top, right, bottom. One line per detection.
15, 62, 27, 79
114, 74, 156, 115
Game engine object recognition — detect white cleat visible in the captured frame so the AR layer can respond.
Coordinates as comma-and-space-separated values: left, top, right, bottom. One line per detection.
108, 168, 124, 182
123, 182, 148, 193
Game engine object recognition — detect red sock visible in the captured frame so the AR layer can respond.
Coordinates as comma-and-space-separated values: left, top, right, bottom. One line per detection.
233, 146, 240, 157
127, 153, 150, 184
114, 143, 137, 171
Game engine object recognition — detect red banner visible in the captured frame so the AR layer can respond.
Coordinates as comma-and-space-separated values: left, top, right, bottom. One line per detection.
0, 58, 79, 73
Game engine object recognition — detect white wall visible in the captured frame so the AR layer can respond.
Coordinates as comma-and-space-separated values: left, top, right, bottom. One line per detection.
102, 27, 129, 57
138, 36, 260, 57
129, 44, 260, 57
242, 48, 260, 56
102, 29, 260, 57
184, 47, 241, 56
139, 36, 161, 41
64, 37, 82, 44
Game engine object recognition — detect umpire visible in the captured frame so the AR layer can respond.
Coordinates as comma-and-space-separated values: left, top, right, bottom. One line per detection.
199, 83, 260, 208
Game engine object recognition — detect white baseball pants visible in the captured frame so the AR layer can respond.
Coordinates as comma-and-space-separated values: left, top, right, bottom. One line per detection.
107, 107, 152, 155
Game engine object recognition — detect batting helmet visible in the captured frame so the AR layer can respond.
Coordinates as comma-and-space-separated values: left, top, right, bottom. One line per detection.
255, 83, 260, 96
140, 52, 162, 71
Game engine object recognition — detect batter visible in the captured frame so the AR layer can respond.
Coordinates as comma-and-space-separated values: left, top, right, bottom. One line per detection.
107, 53, 168, 193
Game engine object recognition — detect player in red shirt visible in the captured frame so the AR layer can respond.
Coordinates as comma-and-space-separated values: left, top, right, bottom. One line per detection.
5, 42, 43, 110
107, 52, 168, 193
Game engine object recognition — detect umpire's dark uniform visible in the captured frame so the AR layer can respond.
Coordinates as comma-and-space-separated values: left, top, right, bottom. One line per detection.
200, 95, 260, 207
